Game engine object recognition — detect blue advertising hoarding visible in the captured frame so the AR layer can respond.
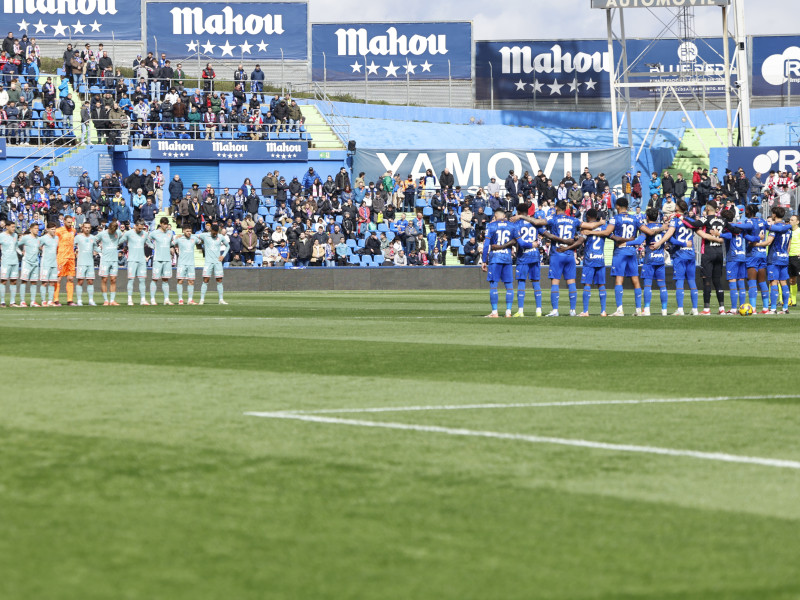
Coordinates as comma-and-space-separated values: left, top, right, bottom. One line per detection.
752, 36, 800, 97
312, 22, 471, 81
6, 0, 140, 40
0, 138, 5, 158
151, 139, 308, 161
146, 1, 307, 60
476, 37, 734, 101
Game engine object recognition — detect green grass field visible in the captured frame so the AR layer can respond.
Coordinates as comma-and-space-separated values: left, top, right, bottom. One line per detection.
3, 290, 800, 600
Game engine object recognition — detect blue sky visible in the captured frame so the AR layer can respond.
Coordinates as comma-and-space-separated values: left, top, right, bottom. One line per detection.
310, 0, 795, 41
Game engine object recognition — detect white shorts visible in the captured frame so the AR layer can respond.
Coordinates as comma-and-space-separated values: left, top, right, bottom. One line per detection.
203, 263, 224, 279
76, 264, 95, 280
177, 265, 196, 280
152, 260, 172, 279
98, 261, 119, 277
40, 265, 59, 282
21, 263, 40, 281
0, 263, 19, 280
128, 261, 146, 278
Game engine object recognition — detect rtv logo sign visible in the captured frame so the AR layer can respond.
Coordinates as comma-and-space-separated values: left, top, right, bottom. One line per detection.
751, 149, 800, 174
761, 46, 800, 86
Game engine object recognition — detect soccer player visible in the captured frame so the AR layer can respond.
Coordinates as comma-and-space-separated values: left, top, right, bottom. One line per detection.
691, 201, 727, 315
172, 226, 199, 305
0, 222, 20, 307
763, 206, 792, 314
576, 208, 609, 317
120, 220, 150, 305
743, 205, 770, 313
596, 198, 644, 316
96, 220, 122, 305
660, 199, 699, 315
481, 208, 515, 317
39, 222, 60, 306
196, 223, 229, 305
788, 214, 800, 306
509, 210, 546, 317
74, 222, 98, 306
17, 223, 42, 307
695, 209, 747, 314
147, 217, 175, 305
55, 215, 77, 306
639, 208, 671, 316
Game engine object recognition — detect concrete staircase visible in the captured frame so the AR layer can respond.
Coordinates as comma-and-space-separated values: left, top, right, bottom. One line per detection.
300, 104, 346, 150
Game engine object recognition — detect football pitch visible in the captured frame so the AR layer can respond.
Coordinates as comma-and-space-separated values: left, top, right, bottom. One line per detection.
3, 290, 800, 600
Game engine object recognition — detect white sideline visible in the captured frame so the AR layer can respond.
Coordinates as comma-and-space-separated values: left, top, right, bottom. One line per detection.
245, 412, 800, 471
271, 395, 798, 415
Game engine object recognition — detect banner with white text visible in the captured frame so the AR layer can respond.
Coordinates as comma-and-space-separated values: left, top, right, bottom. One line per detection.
6, 0, 140, 40
151, 139, 308, 161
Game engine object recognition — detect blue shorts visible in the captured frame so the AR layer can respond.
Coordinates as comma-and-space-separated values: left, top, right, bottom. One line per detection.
611, 253, 639, 277
549, 252, 576, 281
673, 254, 696, 281
581, 265, 605, 285
642, 263, 666, 281
726, 261, 746, 281
767, 264, 789, 281
515, 262, 540, 282
745, 255, 767, 270
487, 262, 513, 285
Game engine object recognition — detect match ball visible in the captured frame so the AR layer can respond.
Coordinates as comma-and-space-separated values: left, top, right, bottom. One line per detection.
738, 303, 754, 316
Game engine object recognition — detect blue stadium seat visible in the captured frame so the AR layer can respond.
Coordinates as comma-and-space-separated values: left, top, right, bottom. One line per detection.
422, 206, 433, 217
346, 239, 357, 248
254, 254, 263, 266
435, 222, 446, 232
377, 223, 388, 232
385, 231, 395, 241
258, 206, 269, 217
450, 239, 462, 248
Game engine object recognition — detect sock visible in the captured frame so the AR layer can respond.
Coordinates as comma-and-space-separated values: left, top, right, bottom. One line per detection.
187, 284, 194, 302
162, 282, 170, 301
87, 283, 94, 303
533, 282, 542, 310
716, 289, 725, 307
110, 289, 116, 303
138, 278, 146, 299
76, 284, 83, 304
737, 280, 746, 306
551, 284, 559, 311
177, 282, 183, 302
643, 280, 652, 308
659, 284, 668, 311
748, 280, 758, 307
791, 283, 797, 303
201, 282, 208, 301
598, 285, 607, 313
47, 285, 54, 303
0, 282, 5, 304
9, 283, 15, 304
102, 291, 108, 302
66, 281, 73, 302
568, 283, 577, 311
703, 279, 711, 308
770, 284, 779, 311
614, 284, 623, 309
729, 282, 738, 309
19, 283, 26, 303
582, 285, 591, 313
217, 282, 223, 301
150, 280, 157, 302
634, 287, 642, 310
781, 285, 790, 310
759, 281, 770, 308
54, 280, 60, 302
489, 283, 498, 311
689, 282, 698, 310
517, 280, 526, 311
127, 278, 134, 297
676, 281, 684, 309
30, 284, 36, 304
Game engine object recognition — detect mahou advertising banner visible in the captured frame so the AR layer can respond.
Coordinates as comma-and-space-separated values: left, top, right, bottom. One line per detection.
5, 0, 141, 40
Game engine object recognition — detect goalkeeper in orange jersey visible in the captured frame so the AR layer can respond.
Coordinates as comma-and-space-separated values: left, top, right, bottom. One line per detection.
54, 215, 77, 306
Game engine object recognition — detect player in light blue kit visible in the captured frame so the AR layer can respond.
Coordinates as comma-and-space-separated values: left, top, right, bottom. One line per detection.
73, 222, 98, 306
17, 223, 42, 307
196, 223, 229, 305
763, 206, 793, 314
510, 215, 546, 317
597, 198, 646, 316
660, 199, 699, 315
743, 205, 770, 312
147, 217, 175, 305
638, 208, 671, 316
96, 220, 122, 305
172, 226, 199, 305
481, 208, 517, 317
120, 220, 150, 305
39, 222, 60, 306
0, 221, 20, 307
576, 209, 609, 317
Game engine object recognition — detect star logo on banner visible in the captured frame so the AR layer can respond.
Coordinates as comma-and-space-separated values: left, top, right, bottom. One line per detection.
228, 153, 234, 158
568, 79, 579, 93
89, 20, 101, 32
187, 41, 198, 53
17, 19, 29, 32
366, 61, 379, 75
531, 80, 544, 94
51, 20, 69, 36
350, 61, 362, 73
514, 79, 526, 91
33, 19, 47, 34
256, 40, 269, 52
201, 40, 216, 55
404, 61, 416, 75
219, 40, 235, 57
239, 40, 252, 54
547, 79, 564, 95
72, 20, 86, 34
584, 78, 597, 90
420, 60, 432, 72
383, 61, 399, 78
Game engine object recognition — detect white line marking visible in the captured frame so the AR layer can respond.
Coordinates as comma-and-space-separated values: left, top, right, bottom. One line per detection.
245, 412, 800, 471
272, 395, 798, 415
